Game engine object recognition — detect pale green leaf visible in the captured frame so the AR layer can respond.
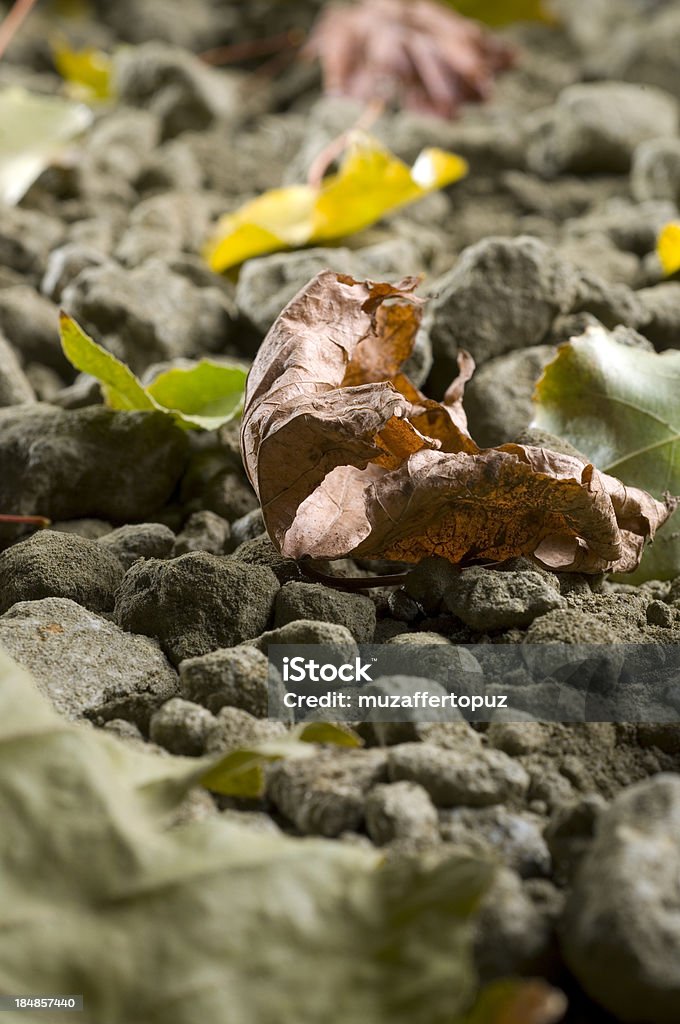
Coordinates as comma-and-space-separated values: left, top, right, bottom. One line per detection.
0, 646, 492, 1024
59, 313, 247, 431
533, 327, 680, 581
0, 86, 92, 206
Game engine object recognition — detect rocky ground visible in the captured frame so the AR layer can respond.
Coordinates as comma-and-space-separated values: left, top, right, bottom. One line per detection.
2, 0, 680, 1021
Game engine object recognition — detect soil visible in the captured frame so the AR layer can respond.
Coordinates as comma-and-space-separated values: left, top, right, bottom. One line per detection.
1, 1, 680, 1022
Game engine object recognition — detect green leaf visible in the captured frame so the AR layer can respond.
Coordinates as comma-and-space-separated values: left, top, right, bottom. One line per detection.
0, 647, 492, 1023
443, 0, 552, 25
296, 721, 363, 747
53, 40, 114, 102
59, 312, 247, 431
205, 133, 468, 273
0, 86, 92, 205
533, 327, 680, 581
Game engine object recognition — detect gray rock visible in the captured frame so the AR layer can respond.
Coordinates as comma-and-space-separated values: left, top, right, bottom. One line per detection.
463, 345, 557, 447
52, 519, 113, 540
597, 7, 680, 101
180, 452, 258, 523
274, 582, 376, 644
236, 239, 424, 332
439, 806, 551, 878
426, 237, 580, 392
99, 522, 176, 570
561, 775, 680, 1023
62, 260, 235, 374
114, 42, 247, 140
229, 509, 265, 549
204, 706, 286, 754
570, 271, 649, 332
647, 599, 674, 628
0, 206, 65, 281
388, 743, 529, 807
402, 557, 461, 616
41, 243, 107, 303
486, 720, 548, 756
179, 645, 271, 717
444, 567, 565, 632
635, 283, 680, 350
246, 620, 358, 660
173, 510, 230, 556
0, 530, 124, 615
0, 597, 177, 723
474, 868, 562, 982
82, 108, 160, 185
631, 137, 680, 204
527, 82, 678, 177
229, 534, 300, 584
267, 748, 387, 837
557, 233, 640, 287
136, 138, 203, 195
115, 554, 279, 666
0, 286, 65, 373
0, 405, 188, 525
524, 609, 622, 644
364, 781, 439, 845
544, 794, 607, 885
149, 697, 216, 756
115, 191, 218, 267
0, 333, 35, 406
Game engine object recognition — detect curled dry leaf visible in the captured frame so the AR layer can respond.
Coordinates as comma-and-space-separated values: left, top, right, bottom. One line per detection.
241, 272, 673, 575
305, 0, 514, 119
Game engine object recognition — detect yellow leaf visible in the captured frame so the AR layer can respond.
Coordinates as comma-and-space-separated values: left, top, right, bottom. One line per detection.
53, 40, 114, 101
204, 134, 468, 273
445, 0, 553, 26
657, 221, 680, 276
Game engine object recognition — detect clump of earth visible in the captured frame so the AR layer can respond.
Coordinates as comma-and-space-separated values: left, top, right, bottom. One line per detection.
1, 0, 680, 1021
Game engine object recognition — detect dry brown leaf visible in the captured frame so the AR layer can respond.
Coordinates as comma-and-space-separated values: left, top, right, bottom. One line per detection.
240, 271, 673, 574
305, 0, 514, 120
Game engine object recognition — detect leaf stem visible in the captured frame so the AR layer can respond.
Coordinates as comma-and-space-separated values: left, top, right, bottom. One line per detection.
0, 0, 39, 61
0, 513, 51, 527
300, 558, 408, 591
199, 28, 306, 67
306, 98, 385, 188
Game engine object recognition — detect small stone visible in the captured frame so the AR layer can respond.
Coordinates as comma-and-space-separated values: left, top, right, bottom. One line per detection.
115, 42, 246, 139
561, 774, 680, 1023
114, 553, 280, 666
204, 706, 286, 754
41, 243, 107, 303
486, 721, 548, 756
463, 345, 557, 447
426, 236, 580, 392
62, 260, 235, 374
229, 509, 265, 549
544, 794, 607, 885
0, 531, 124, 615
173, 510, 231, 556
527, 82, 678, 177
631, 137, 680, 204
388, 743, 529, 807
246, 619, 358, 659
364, 782, 439, 845
386, 589, 422, 623
0, 405, 188, 525
524, 609, 621, 644
403, 556, 461, 615
149, 698, 216, 756
0, 286, 65, 373
647, 599, 674, 628
102, 719, 144, 743
439, 806, 551, 878
229, 534, 301, 584
444, 567, 565, 632
0, 333, 35, 406
0, 206, 65, 282
267, 748, 387, 838
99, 522, 176, 570
179, 646, 271, 717
274, 582, 376, 644
635, 282, 680, 349
0, 597, 177, 723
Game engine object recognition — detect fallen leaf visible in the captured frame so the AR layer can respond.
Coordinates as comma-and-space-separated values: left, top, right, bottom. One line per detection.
205, 132, 467, 273
59, 312, 247, 430
305, 0, 514, 118
241, 272, 673, 575
657, 221, 680, 277
464, 979, 567, 1024
533, 326, 680, 582
53, 39, 114, 101
0, 646, 492, 1023
444, 0, 553, 27
0, 85, 92, 205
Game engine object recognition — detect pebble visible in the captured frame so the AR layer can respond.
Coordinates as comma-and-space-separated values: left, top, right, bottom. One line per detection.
364, 782, 439, 846
99, 522, 176, 570
274, 582, 376, 644
173, 510, 231, 556
444, 567, 565, 632
149, 697, 216, 756
388, 743, 530, 808
179, 646, 271, 718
